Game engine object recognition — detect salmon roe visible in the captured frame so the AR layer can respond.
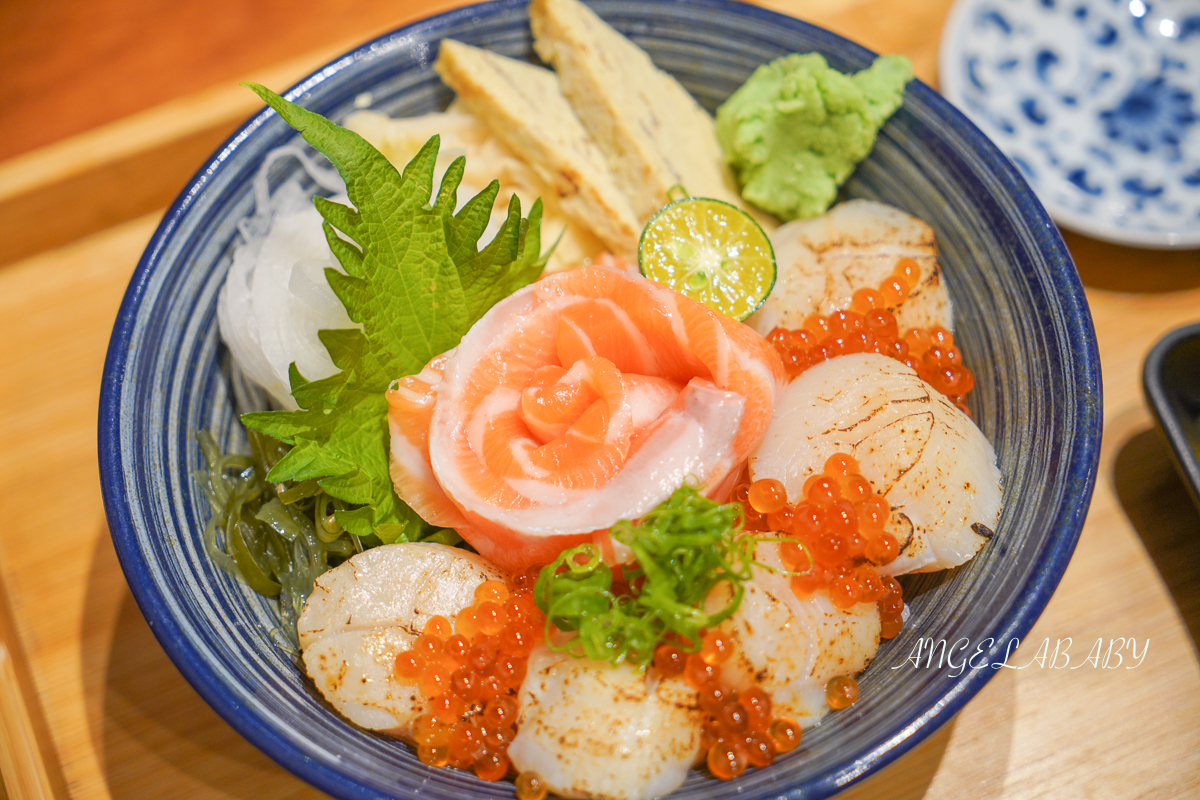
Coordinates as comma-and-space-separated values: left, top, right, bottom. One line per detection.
392, 473, 897, 787
825, 674, 859, 709
766, 257, 975, 415
514, 770, 549, 800
736, 454, 907, 638
671, 631, 807, 780
394, 565, 546, 782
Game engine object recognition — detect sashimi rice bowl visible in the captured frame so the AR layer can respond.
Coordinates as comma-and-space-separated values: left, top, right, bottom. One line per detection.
98, 0, 1102, 798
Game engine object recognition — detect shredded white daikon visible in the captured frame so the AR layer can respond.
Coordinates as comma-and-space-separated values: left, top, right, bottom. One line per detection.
217, 144, 354, 410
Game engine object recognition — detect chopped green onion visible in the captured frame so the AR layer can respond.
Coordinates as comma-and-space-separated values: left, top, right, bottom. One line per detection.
533, 483, 757, 668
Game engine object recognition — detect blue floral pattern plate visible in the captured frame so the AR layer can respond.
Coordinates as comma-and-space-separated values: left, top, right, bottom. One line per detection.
940, 0, 1200, 248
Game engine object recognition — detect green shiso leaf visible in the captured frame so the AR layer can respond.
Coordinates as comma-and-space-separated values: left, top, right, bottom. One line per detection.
240, 83, 547, 542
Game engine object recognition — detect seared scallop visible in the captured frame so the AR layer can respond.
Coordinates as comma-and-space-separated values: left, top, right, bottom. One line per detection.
748, 199, 952, 336
708, 542, 881, 727
749, 353, 1001, 574
298, 543, 506, 735
507, 647, 704, 800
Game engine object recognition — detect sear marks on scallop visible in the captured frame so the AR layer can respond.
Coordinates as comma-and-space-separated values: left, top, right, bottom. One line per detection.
298, 543, 506, 735
707, 542, 881, 728
507, 646, 704, 800
747, 199, 953, 337
749, 353, 1001, 575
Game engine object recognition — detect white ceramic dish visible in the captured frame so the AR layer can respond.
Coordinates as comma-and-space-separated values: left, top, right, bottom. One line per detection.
940, 0, 1200, 248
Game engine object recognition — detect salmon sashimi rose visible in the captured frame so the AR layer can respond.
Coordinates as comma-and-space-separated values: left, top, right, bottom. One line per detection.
387, 263, 786, 571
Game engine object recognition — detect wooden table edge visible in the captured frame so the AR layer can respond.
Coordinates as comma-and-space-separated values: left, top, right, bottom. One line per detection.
0, 572, 69, 800
0, 36, 371, 270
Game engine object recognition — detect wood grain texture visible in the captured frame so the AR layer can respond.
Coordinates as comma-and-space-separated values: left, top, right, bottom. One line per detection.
0, 0, 467, 163
0, 37, 383, 268
0, 0, 948, 269
0, 215, 325, 799
0, 576, 67, 799
0, 0, 887, 163
0, 0, 1198, 798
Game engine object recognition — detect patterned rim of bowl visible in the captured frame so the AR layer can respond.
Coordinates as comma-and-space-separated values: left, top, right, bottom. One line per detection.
939, 0, 1200, 249
98, 1, 1103, 798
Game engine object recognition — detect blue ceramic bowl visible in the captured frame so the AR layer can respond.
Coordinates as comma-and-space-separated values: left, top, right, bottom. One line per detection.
98, 1, 1103, 797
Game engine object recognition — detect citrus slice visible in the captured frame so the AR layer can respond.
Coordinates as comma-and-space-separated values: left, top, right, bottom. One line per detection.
638, 197, 776, 321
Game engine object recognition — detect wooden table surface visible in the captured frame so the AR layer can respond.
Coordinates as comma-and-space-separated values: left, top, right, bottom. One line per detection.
1, 0, 1199, 798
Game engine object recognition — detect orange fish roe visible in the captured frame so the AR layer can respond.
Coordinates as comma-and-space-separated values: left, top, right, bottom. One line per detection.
824, 674, 859, 709
765, 258, 975, 414
737, 454, 906, 638
514, 770, 549, 800
768, 717, 802, 753
659, 631, 806, 781
393, 565, 546, 782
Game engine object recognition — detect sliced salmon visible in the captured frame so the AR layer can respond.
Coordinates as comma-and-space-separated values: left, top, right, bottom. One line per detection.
386, 353, 470, 531
388, 263, 785, 571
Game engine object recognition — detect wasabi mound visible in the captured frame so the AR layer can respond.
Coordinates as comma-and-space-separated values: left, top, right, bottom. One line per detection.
716, 53, 912, 221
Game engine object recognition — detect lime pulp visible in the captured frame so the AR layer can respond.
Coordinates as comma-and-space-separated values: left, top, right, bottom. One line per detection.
637, 197, 776, 321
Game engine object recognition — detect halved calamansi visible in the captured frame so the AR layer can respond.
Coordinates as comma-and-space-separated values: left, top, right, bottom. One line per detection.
638, 196, 775, 321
